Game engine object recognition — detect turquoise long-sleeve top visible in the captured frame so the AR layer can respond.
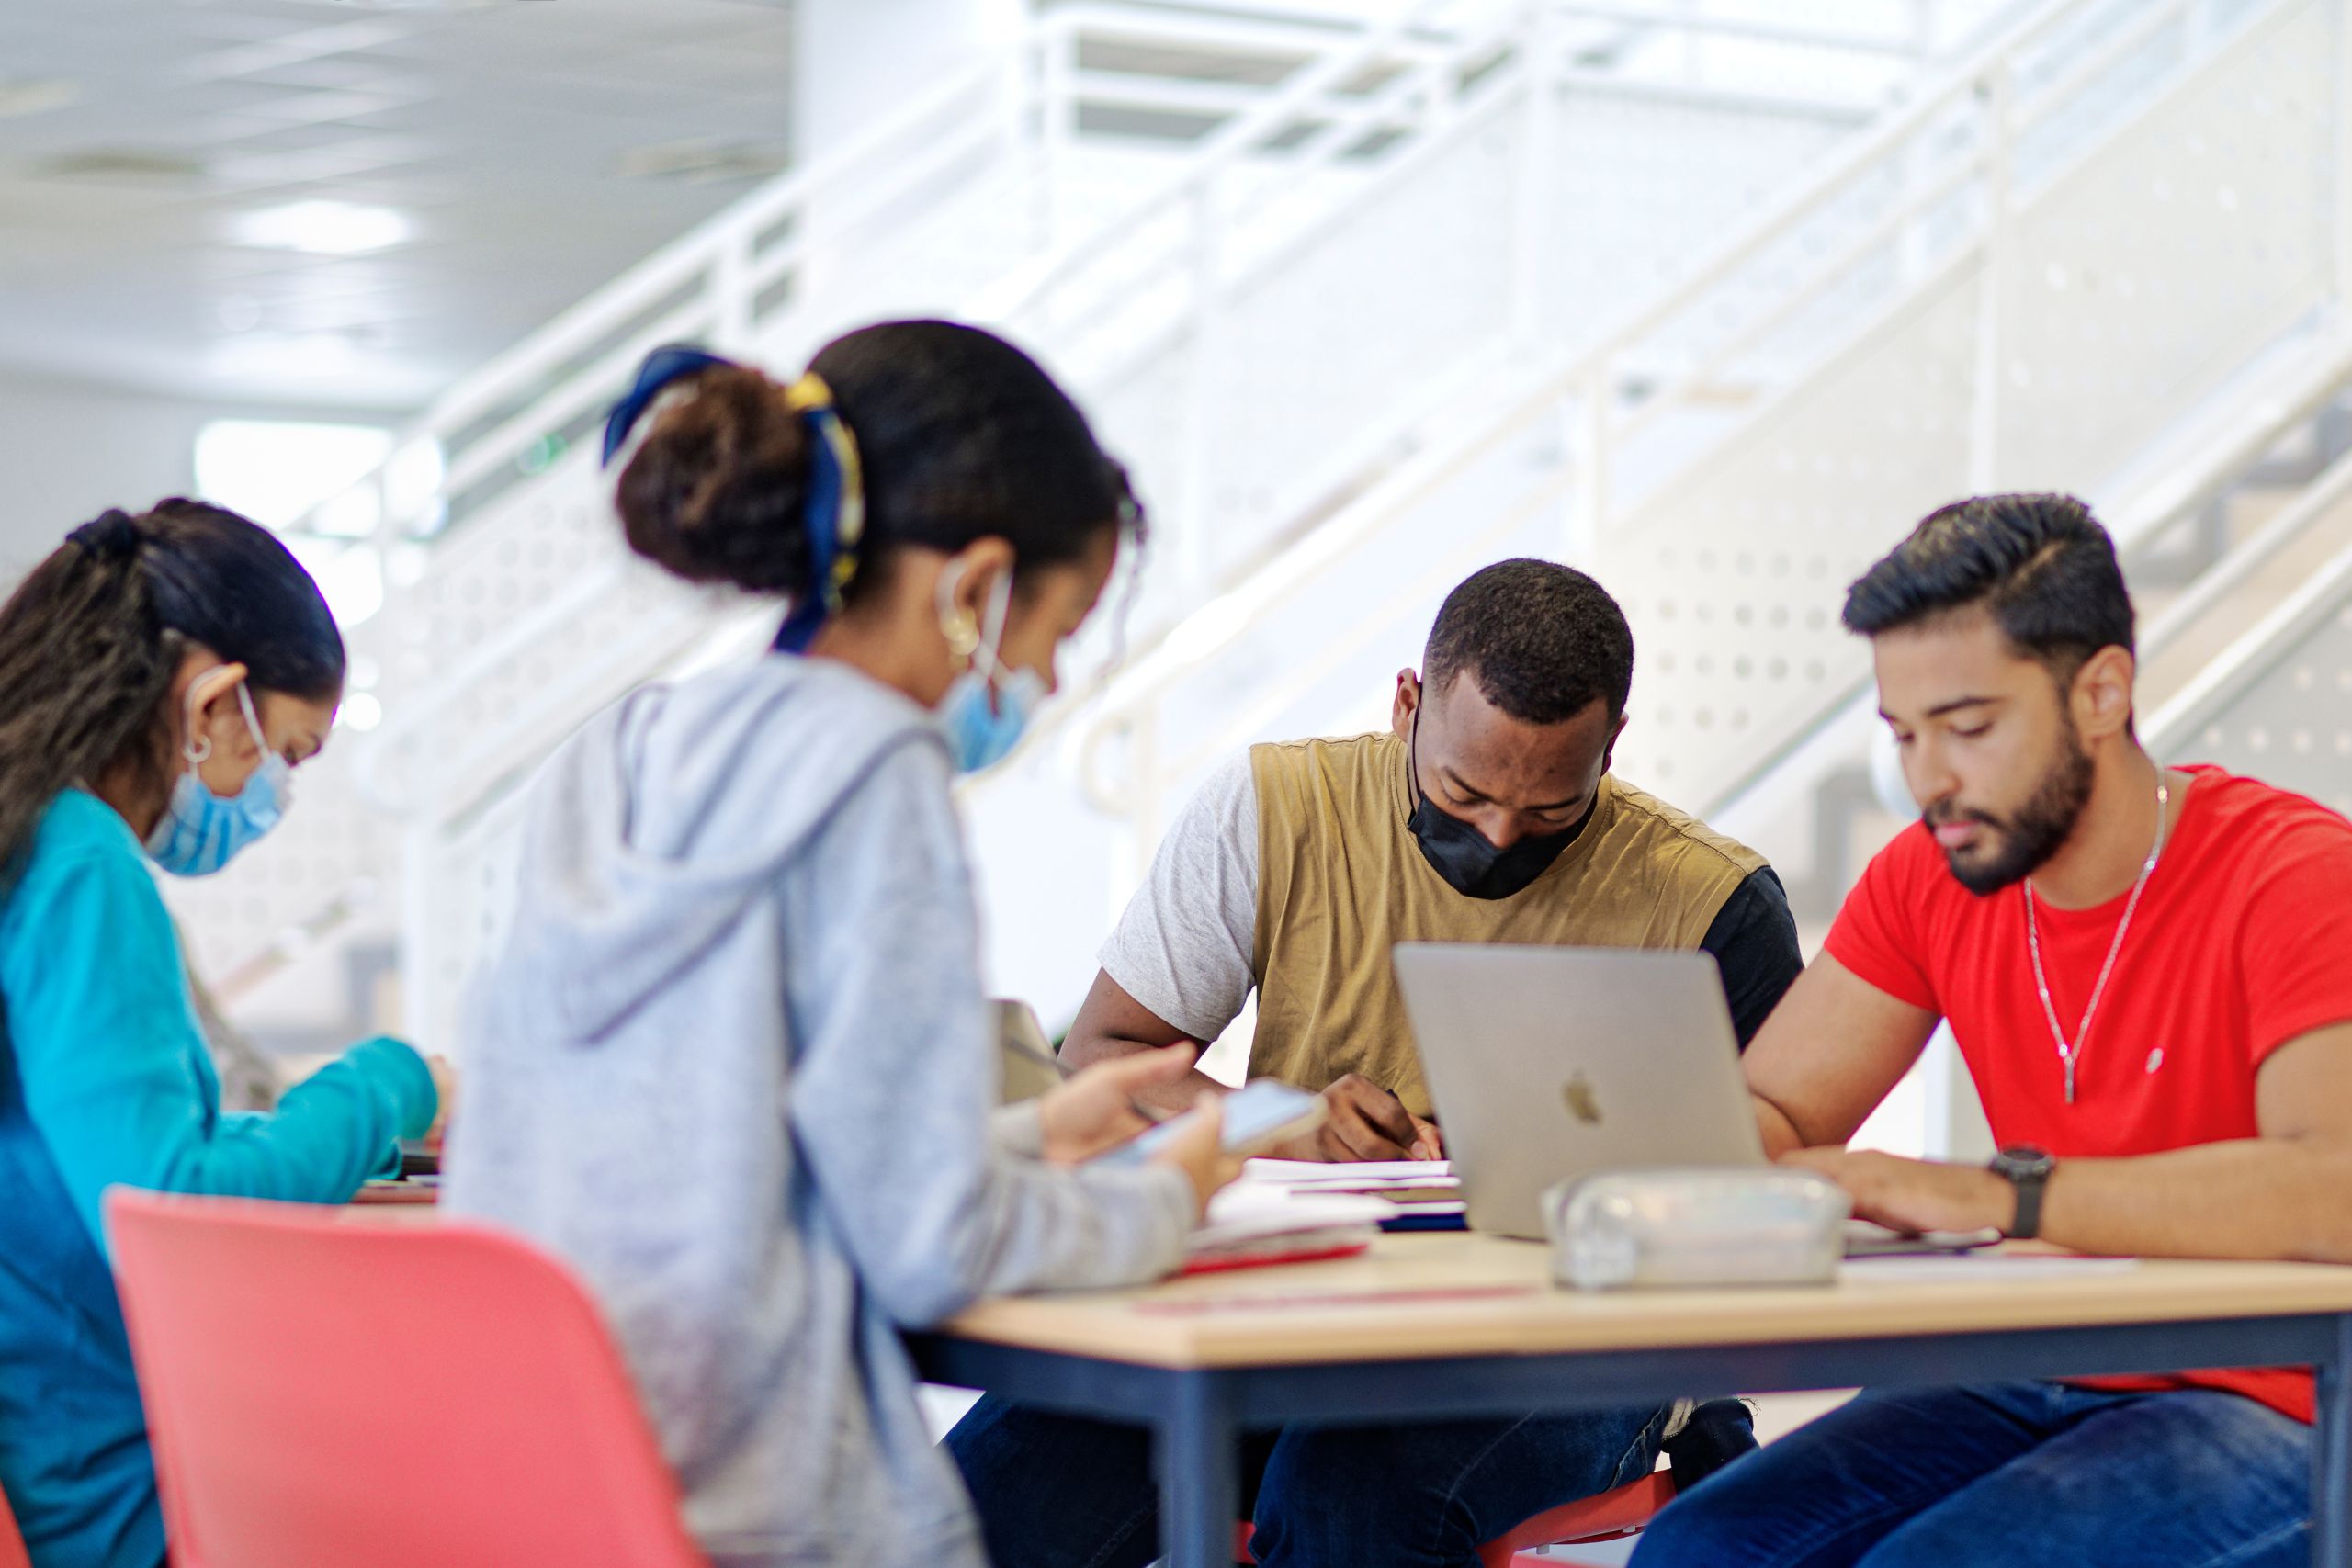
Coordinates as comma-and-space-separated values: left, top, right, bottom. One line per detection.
0, 789, 437, 1568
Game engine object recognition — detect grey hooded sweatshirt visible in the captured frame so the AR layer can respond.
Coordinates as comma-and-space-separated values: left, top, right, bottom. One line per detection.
443, 654, 1193, 1568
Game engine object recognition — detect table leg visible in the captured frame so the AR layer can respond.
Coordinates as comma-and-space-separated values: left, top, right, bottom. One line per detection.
1159, 1371, 1239, 1568
2317, 1315, 2352, 1568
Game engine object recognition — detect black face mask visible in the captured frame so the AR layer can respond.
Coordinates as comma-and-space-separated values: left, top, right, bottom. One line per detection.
1404, 714, 1589, 900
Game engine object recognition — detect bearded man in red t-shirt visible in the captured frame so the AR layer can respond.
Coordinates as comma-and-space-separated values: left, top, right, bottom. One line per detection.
1634, 492, 2352, 1568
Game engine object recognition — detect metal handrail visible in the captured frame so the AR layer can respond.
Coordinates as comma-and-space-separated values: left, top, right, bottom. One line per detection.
282, 59, 1012, 547
359, 0, 1917, 782
1547, 1, 1938, 56
1702, 333, 2352, 825
968, 2, 1476, 323
214, 0, 2013, 1014
290, 1, 1539, 554
1059, 0, 2218, 774
2146, 525, 2352, 757
2143, 441, 2352, 660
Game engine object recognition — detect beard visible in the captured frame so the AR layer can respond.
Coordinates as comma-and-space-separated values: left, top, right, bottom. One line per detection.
1925, 724, 2094, 896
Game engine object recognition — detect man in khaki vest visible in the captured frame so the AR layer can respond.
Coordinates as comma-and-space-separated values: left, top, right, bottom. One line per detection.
1067, 556, 1801, 1156
949, 560, 1801, 1568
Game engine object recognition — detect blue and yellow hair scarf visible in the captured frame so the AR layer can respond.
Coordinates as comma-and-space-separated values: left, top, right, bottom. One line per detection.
603, 343, 867, 654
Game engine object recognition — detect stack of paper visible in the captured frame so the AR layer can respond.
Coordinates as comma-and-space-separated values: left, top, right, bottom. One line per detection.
1184, 1183, 1395, 1270
1240, 1159, 1464, 1217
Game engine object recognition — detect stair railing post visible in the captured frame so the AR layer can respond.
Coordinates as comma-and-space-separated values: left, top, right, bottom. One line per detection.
1966, 58, 2013, 495
1509, 2, 1555, 352
1575, 359, 1611, 560
398, 816, 441, 1058
710, 220, 755, 353
1079, 706, 1161, 918
1036, 13, 1077, 254
1176, 175, 1227, 600
1121, 708, 1162, 919
2335, 0, 2352, 313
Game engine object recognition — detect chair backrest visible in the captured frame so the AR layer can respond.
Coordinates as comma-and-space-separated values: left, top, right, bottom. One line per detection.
1482, 1469, 1676, 1568
107, 1191, 706, 1568
0, 1481, 29, 1568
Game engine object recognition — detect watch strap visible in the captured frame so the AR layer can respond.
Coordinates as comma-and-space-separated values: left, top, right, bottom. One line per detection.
2007, 1166, 2045, 1240
1991, 1148, 2052, 1240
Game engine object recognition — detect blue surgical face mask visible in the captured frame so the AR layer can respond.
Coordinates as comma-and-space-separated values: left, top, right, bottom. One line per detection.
145, 676, 291, 878
937, 566, 1046, 774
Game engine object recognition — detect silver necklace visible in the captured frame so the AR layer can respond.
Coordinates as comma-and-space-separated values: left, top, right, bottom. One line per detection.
2024, 771, 2171, 1105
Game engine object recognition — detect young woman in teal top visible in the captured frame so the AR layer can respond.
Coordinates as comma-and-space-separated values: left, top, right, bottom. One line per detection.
0, 500, 446, 1568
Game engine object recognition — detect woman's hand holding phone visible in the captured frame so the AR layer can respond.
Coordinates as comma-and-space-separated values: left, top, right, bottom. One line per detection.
1034, 1043, 1199, 1164
1146, 1097, 1242, 1218
1034, 1048, 1238, 1217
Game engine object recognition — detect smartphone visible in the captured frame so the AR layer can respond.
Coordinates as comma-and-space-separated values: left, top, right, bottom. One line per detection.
1094, 1078, 1326, 1167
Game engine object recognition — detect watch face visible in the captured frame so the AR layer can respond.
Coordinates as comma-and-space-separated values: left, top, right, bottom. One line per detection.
1996, 1145, 2054, 1178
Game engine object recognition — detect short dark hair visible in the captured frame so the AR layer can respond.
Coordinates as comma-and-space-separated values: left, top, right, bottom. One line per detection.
1842, 492, 2134, 678
1423, 559, 1634, 724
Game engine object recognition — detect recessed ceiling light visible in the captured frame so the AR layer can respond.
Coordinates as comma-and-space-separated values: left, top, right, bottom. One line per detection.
231, 199, 413, 256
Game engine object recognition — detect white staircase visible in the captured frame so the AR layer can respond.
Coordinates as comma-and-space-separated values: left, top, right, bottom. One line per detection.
172, 0, 2181, 1052
1057, 0, 2349, 966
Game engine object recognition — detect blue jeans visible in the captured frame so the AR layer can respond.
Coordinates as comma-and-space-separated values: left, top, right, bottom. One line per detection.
1633, 1381, 2312, 1568
946, 1395, 1669, 1568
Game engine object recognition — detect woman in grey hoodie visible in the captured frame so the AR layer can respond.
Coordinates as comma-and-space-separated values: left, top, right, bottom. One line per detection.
444, 321, 1231, 1568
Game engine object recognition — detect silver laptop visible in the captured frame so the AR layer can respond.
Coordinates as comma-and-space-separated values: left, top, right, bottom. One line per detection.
1393, 943, 1767, 1239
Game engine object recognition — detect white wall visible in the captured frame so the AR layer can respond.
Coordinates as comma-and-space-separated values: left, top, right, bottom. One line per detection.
0, 368, 408, 584
793, 0, 1022, 161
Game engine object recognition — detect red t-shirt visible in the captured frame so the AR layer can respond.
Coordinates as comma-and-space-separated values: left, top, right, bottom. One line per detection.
1825, 764, 2352, 1423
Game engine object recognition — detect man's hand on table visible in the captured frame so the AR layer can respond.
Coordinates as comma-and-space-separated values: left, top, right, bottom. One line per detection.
1272, 1073, 1445, 1162
1781, 1146, 2016, 1235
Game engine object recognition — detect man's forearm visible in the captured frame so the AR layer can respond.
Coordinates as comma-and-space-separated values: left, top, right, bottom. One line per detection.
2041, 1136, 2352, 1261
1753, 1094, 1805, 1159
1061, 1029, 1225, 1112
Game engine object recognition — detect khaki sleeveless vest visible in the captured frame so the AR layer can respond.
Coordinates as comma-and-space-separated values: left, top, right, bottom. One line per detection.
1249, 731, 1766, 1116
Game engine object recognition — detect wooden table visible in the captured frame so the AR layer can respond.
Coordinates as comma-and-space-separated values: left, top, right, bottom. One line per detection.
905, 1233, 2352, 1568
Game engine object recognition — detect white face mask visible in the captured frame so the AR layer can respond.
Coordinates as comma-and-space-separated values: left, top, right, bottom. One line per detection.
143, 675, 290, 878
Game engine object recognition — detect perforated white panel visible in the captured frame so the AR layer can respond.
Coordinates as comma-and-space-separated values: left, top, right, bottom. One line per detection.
1602, 0, 2332, 806
1605, 265, 1984, 795
2175, 601, 2352, 818
1996, 0, 2330, 488
1080, 85, 1860, 647
161, 754, 387, 987
402, 796, 534, 1059
1177, 110, 1522, 581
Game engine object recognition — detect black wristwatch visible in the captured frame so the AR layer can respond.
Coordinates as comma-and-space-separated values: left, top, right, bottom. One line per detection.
1988, 1145, 2057, 1240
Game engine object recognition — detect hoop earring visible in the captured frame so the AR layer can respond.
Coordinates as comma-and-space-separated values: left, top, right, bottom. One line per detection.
935, 559, 982, 660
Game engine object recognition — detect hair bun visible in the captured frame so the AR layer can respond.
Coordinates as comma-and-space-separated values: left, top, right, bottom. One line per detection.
614, 367, 817, 596
67, 510, 142, 564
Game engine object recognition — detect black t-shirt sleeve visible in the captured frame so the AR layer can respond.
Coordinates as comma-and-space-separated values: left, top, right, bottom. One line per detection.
1699, 866, 1804, 1049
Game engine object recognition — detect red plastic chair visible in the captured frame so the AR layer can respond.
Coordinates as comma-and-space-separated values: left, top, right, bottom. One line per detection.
107, 1190, 707, 1568
0, 1483, 29, 1568
1236, 1467, 1674, 1567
